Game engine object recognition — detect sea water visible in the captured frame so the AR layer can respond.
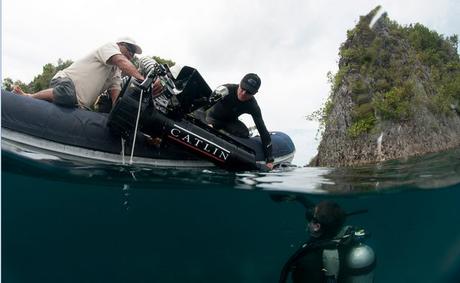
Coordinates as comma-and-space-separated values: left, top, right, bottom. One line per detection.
2, 147, 460, 283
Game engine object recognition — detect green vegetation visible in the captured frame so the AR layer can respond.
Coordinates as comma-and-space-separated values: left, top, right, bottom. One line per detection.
2, 77, 29, 92
306, 71, 335, 136
32, 59, 74, 92
316, 7, 460, 138
152, 56, 175, 67
2, 59, 73, 93
348, 116, 376, 138
372, 83, 413, 120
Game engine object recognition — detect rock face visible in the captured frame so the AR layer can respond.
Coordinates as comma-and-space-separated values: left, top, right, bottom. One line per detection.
312, 7, 460, 167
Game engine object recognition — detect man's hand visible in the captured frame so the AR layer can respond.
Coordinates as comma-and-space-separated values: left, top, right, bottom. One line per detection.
266, 162, 274, 170
110, 89, 121, 106
146, 136, 162, 146
151, 78, 163, 96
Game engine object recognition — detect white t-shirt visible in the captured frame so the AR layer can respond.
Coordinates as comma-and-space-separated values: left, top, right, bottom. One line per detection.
54, 42, 123, 108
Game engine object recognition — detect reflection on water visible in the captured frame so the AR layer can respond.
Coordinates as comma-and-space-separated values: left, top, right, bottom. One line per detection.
3, 144, 460, 193
240, 147, 460, 193
236, 167, 333, 194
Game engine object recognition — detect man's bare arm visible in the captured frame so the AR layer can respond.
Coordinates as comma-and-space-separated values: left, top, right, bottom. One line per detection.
109, 89, 121, 106
108, 54, 144, 81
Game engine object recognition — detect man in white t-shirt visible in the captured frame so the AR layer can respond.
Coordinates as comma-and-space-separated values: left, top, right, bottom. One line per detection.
14, 37, 159, 109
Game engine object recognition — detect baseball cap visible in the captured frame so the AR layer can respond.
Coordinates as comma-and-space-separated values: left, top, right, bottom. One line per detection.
117, 37, 142, 54
240, 73, 261, 95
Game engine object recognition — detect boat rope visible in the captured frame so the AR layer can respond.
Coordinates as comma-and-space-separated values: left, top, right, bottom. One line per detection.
129, 89, 144, 164
121, 137, 126, 165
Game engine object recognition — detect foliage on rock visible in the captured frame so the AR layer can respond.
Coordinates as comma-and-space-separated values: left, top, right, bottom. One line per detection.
310, 6, 460, 167
315, 6, 460, 138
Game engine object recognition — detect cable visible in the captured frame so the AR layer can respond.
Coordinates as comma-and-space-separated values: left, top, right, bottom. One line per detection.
129, 89, 144, 164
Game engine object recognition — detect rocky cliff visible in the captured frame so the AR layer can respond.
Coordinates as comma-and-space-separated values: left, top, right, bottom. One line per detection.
311, 6, 460, 167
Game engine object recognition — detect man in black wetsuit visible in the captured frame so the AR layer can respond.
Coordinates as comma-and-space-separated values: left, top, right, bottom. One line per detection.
206, 73, 274, 170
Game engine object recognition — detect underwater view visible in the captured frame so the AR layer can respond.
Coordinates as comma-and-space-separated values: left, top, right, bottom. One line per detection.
3, 144, 460, 283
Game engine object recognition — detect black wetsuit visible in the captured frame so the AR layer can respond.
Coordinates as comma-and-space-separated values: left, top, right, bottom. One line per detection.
206, 84, 273, 162
279, 237, 327, 283
279, 231, 351, 283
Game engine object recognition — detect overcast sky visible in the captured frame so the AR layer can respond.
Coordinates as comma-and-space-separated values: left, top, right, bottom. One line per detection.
2, 0, 459, 164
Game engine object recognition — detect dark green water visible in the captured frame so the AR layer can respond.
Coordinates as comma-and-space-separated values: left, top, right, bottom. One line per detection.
2, 148, 460, 283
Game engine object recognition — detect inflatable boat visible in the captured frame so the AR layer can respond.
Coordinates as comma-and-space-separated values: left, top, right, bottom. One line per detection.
1, 62, 295, 171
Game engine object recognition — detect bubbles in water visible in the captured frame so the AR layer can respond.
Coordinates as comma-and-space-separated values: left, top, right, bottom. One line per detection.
122, 184, 131, 211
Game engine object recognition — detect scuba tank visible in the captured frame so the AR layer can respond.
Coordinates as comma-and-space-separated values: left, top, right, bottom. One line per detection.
324, 226, 376, 283
279, 226, 376, 283
342, 242, 376, 283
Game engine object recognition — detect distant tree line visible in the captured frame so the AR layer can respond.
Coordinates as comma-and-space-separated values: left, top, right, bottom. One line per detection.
2, 59, 73, 93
